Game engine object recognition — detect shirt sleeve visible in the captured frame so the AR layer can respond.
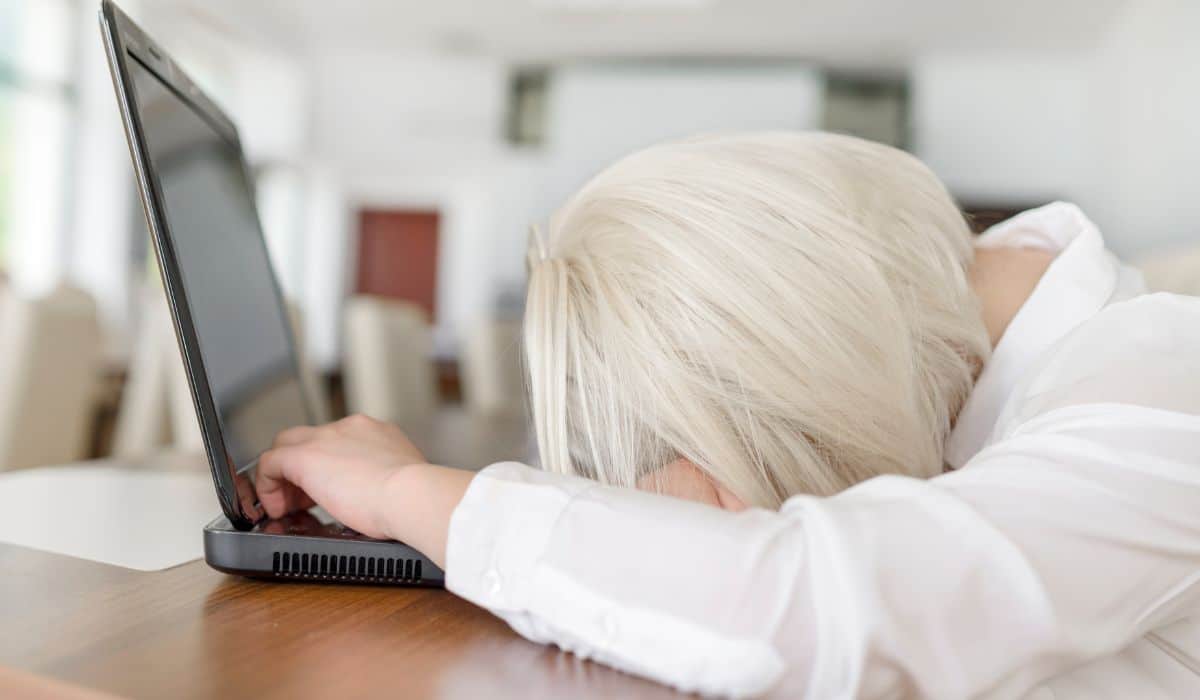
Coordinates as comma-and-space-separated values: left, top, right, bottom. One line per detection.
444, 295, 1200, 699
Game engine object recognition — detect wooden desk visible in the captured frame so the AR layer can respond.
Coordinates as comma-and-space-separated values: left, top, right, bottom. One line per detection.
1, 543, 683, 699
0, 410, 682, 699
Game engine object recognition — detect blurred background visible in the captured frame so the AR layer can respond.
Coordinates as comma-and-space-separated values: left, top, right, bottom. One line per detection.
0, 0, 1197, 472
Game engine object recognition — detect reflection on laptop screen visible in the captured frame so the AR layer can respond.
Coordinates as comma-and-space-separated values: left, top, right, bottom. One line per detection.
128, 55, 309, 471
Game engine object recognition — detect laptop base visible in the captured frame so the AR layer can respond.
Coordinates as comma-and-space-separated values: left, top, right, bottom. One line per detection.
203, 513, 444, 587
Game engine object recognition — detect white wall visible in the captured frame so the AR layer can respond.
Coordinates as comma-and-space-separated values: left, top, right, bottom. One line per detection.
912, 53, 1104, 211
538, 64, 825, 220
311, 51, 507, 171
303, 57, 824, 365
912, 0, 1200, 258
1096, 0, 1200, 256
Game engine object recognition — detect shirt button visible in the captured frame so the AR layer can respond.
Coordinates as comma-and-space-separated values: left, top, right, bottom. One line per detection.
483, 568, 502, 597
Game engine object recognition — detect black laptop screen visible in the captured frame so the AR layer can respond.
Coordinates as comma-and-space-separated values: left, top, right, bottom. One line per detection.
127, 55, 309, 472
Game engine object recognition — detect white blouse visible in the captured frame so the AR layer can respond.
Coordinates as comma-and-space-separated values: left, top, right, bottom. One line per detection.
444, 202, 1200, 699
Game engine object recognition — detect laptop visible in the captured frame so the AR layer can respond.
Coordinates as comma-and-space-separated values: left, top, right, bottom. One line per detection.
99, 1, 442, 587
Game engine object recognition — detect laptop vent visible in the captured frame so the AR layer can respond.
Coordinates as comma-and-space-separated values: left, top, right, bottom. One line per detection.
271, 551, 422, 582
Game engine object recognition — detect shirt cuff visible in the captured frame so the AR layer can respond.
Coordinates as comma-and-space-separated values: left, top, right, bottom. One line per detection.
444, 461, 596, 612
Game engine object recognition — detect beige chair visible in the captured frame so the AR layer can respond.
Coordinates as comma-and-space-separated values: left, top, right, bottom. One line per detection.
461, 318, 525, 416
113, 295, 328, 458
110, 295, 173, 458
287, 302, 330, 424
1137, 244, 1200, 296
109, 291, 204, 457
0, 285, 103, 470
111, 290, 203, 457
342, 296, 437, 430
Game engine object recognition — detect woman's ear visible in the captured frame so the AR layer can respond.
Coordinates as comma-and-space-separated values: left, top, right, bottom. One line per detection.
712, 479, 748, 512
637, 458, 746, 512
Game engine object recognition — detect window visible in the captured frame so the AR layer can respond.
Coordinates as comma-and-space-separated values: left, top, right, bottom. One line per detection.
506, 67, 550, 147
0, 86, 12, 271
0, 1, 19, 271
822, 74, 910, 150
0, 0, 76, 280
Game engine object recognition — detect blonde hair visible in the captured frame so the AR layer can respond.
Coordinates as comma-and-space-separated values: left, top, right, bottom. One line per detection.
524, 131, 989, 508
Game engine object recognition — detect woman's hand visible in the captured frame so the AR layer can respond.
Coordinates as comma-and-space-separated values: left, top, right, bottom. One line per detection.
637, 458, 747, 511
256, 415, 475, 568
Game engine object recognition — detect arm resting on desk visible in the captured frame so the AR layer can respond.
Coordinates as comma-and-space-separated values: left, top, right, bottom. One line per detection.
443, 403, 1200, 699
256, 406, 1200, 698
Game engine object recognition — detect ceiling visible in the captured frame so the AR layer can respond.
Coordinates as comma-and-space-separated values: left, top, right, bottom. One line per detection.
163, 0, 1130, 70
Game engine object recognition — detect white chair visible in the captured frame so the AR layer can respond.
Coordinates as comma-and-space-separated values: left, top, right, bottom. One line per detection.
342, 296, 437, 430
286, 302, 330, 424
1137, 244, 1200, 296
461, 317, 525, 416
110, 295, 173, 458
0, 285, 103, 470
109, 290, 204, 457
110, 290, 203, 457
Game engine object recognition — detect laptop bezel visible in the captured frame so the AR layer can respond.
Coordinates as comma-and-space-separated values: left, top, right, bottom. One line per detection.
99, 0, 314, 531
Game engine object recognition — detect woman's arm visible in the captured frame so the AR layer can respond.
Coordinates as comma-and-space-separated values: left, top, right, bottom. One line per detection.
254, 424, 742, 570
256, 297, 1200, 698
256, 410, 1200, 698
438, 414, 1200, 699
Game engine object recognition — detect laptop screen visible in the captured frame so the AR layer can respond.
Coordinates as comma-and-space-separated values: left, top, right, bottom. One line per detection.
127, 55, 310, 475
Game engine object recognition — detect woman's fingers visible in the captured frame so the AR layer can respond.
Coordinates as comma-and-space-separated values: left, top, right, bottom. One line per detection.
261, 423, 351, 517
273, 425, 317, 448
283, 481, 316, 513
256, 444, 317, 518
333, 414, 425, 461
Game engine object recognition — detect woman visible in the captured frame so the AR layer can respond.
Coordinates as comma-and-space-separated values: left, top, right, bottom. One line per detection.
256, 132, 1200, 698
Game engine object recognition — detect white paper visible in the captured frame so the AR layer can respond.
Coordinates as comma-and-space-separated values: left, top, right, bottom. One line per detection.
0, 465, 218, 571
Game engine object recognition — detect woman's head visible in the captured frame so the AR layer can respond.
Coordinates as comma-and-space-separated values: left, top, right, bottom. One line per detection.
524, 131, 989, 508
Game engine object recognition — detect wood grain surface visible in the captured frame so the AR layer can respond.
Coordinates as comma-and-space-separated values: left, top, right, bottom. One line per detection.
0, 542, 684, 699
0, 411, 682, 699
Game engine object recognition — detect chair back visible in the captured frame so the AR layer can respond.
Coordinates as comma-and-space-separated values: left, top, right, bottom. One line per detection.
1138, 245, 1200, 296
461, 318, 525, 415
114, 294, 330, 457
286, 301, 330, 424
343, 296, 437, 429
0, 286, 102, 470
110, 295, 173, 458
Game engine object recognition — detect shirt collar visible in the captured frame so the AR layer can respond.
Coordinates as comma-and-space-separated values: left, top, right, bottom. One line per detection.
944, 202, 1122, 468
